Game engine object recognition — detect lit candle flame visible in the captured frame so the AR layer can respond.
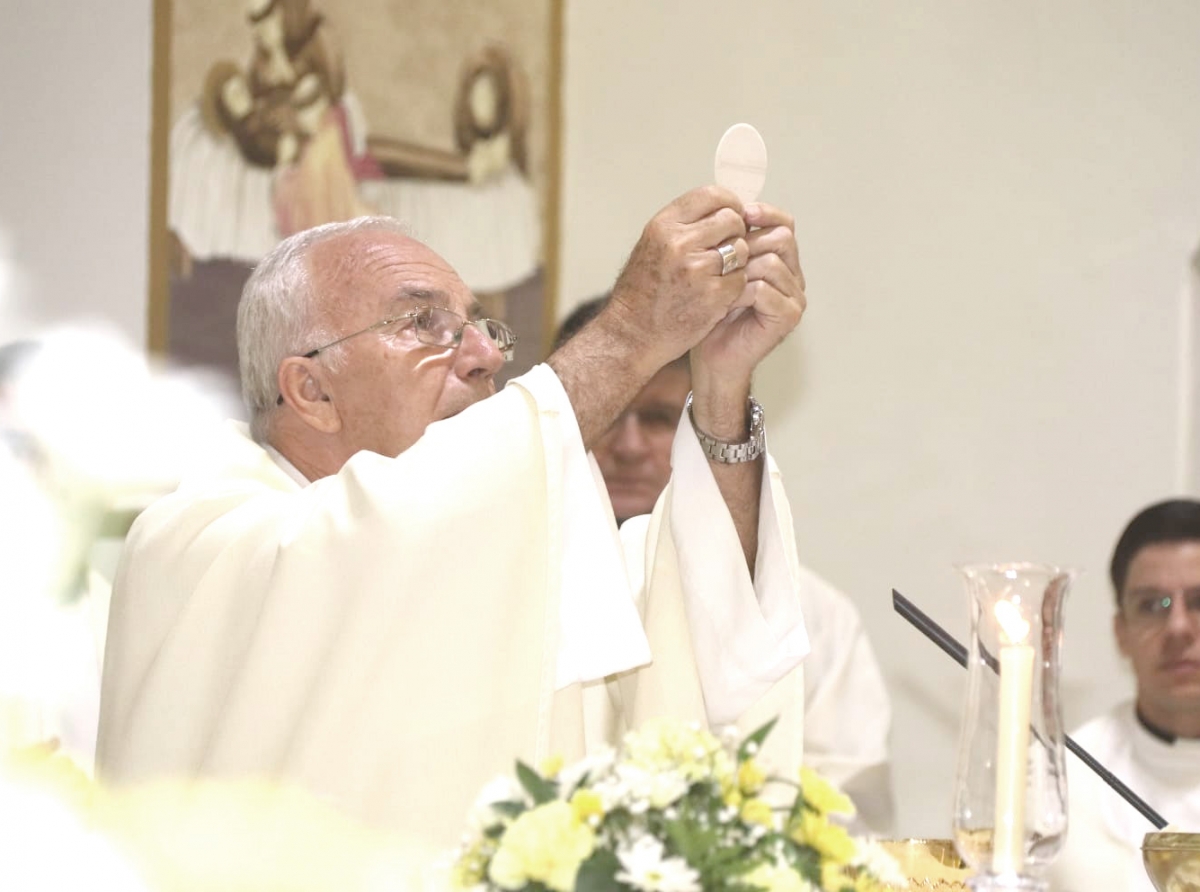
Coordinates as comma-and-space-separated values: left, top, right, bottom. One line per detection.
994, 599, 1030, 645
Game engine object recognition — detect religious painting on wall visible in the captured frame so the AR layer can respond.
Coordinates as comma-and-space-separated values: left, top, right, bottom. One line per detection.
148, 0, 562, 388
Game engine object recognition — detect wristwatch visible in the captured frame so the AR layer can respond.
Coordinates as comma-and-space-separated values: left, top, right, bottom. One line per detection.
685, 392, 766, 463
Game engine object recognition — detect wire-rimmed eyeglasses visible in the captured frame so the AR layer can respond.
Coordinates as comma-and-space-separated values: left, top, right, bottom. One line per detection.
275, 305, 517, 405
1121, 589, 1200, 632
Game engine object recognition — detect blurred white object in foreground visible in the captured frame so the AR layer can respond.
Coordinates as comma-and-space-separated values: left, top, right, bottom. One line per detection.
0, 772, 148, 891
6, 325, 239, 503
0, 324, 238, 766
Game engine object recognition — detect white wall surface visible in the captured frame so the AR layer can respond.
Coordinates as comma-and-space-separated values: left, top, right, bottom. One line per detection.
0, 1, 151, 344
561, 0, 1200, 837
3, 0, 1200, 841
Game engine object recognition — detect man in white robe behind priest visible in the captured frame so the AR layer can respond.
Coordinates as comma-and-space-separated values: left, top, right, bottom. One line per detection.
553, 297, 895, 834
96, 186, 813, 854
1050, 499, 1200, 892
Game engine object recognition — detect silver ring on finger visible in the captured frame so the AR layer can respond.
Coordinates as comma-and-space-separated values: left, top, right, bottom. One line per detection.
716, 242, 739, 276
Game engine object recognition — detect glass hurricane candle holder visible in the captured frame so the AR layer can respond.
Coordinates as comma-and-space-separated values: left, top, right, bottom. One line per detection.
952, 562, 1075, 892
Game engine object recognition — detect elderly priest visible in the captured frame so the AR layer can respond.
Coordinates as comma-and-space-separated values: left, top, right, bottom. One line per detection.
96, 186, 812, 852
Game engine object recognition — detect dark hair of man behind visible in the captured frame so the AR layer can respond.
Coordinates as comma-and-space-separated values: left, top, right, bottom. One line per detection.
553, 295, 689, 373
553, 295, 608, 352
1110, 498, 1200, 600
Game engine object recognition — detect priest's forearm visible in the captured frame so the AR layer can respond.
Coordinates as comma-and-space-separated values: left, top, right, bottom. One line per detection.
688, 370, 761, 574
547, 305, 665, 449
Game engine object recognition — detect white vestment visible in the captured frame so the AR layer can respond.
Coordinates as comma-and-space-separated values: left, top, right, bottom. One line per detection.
794, 566, 894, 833
96, 366, 808, 852
1048, 702, 1200, 892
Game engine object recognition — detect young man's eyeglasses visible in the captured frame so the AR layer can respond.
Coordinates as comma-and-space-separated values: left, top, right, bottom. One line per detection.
275, 306, 517, 405
1121, 589, 1200, 632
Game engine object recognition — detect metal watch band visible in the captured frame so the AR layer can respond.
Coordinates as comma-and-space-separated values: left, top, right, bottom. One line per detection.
684, 392, 766, 464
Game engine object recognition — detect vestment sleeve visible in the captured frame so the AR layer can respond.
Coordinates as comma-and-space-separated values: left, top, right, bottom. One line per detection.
666, 413, 809, 725
515, 368, 652, 690
795, 566, 894, 832
618, 411, 809, 736
97, 373, 577, 845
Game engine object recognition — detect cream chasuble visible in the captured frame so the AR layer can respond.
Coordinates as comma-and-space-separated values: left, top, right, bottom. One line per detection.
97, 365, 808, 854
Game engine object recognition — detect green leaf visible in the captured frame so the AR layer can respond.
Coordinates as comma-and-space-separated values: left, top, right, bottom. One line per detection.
564, 771, 591, 798
779, 841, 821, 886
574, 849, 626, 892
515, 761, 559, 805
725, 882, 768, 892
490, 800, 526, 819
663, 817, 720, 868
737, 718, 778, 762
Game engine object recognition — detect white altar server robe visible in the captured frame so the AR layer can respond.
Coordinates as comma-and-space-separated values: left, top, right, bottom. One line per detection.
1049, 702, 1200, 892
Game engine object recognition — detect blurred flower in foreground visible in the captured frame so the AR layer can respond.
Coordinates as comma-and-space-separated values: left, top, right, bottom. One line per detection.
0, 327, 238, 764
5, 325, 239, 500
0, 761, 147, 891
94, 778, 443, 892
2, 746, 443, 892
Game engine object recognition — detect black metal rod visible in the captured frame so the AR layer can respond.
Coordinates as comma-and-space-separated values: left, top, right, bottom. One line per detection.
891, 588, 1168, 830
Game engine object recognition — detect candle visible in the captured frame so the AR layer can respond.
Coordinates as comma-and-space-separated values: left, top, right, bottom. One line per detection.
992, 600, 1033, 875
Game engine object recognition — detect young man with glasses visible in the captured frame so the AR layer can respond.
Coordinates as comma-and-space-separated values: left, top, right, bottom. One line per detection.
1050, 499, 1200, 892
98, 186, 813, 858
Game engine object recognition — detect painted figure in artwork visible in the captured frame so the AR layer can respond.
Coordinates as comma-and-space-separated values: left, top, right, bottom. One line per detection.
168, 0, 544, 378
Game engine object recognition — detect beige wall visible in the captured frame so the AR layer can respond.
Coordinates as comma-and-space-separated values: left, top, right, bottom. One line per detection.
0, 1, 151, 344
3, 0, 1200, 840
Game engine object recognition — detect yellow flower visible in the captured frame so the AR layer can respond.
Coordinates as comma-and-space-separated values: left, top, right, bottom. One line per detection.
821, 861, 854, 892
854, 872, 887, 892
799, 766, 855, 817
738, 758, 767, 795
743, 861, 810, 892
790, 810, 857, 865
488, 801, 595, 892
740, 797, 775, 829
450, 837, 495, 890
723, 787, 744, 809
569, 789, 604, 824
539, 754, 565, 779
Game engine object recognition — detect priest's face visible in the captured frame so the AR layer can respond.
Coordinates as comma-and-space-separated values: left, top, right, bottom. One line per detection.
309, 230, 506, 458
1114, 540, 1200, 732
593, 363, 690, 523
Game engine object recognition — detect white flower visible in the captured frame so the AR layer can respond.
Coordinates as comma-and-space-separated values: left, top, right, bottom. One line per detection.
558, 747, 616, 795
467, 774, 524, 832
615, 835, 701, 892
588, 762, 690, 814
618, 764, 690, 810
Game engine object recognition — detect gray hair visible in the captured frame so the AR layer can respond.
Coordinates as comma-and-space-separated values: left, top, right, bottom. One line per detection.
237, 215, 411, 441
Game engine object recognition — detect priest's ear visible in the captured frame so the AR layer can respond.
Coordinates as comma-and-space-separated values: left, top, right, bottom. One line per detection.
277, 356, 342, 434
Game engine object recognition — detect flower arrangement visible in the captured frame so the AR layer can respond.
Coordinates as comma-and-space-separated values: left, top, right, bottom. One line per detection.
451, 718, 906, 892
